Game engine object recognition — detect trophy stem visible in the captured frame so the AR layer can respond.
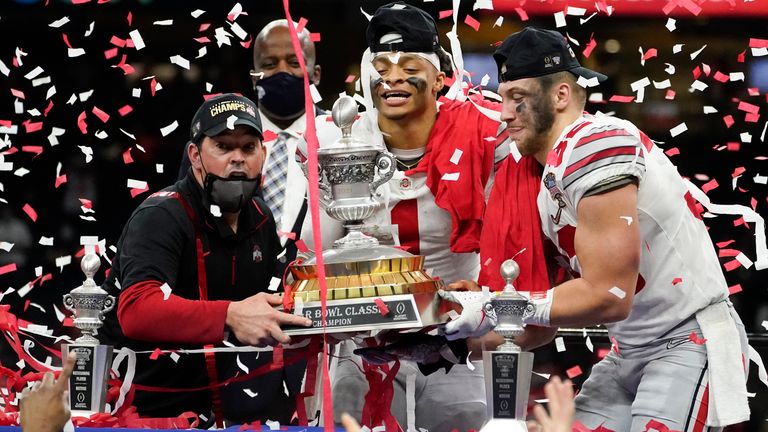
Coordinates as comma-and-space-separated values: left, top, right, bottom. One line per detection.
333, 224, 379, 249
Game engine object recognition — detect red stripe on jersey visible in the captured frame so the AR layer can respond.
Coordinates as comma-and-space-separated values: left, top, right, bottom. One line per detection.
693, 384, 710, 432
575, 128, 633, 148
564, 146, 638, 178
638, 130, 655, 152
556, 225, 576, 258
566, 120, 593, 139
391, 198, 421, 255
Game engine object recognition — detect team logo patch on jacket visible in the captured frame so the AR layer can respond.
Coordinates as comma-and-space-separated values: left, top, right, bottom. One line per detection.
252, 245, 263, 263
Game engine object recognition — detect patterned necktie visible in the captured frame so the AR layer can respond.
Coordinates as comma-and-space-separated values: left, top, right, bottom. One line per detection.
262, 131, 290, 223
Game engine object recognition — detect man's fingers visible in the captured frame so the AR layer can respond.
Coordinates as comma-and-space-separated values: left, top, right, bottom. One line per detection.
276, 310, 313, 327
341, 413, 361, 432
269, 324, 291, 345
261, 293, 284, 306
55, 352, 77, 393
446, 280, 480, 291
532, 404, 550, 428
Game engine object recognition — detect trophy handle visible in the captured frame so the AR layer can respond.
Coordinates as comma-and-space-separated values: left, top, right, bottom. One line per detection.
369, 151, 396, 196
63, 294, 75, 313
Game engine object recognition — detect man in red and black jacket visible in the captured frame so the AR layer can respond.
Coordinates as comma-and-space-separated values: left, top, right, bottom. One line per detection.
100, 93, 312, 425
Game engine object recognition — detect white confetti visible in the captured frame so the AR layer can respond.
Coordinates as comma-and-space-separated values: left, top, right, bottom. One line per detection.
84, 21, 95, 37
0, 60, 8, 77
159, 282, 172, 300
576, 75, 600, 88
689, 44, 707, 60
236, 355, 249, 373
24, 66, 44, 80
160, 120, 179, 137
129, 29, 145, 51
268, 277, 281, 292
665, 18, 676, 32
197, 46, 207, 59
493, 16, 504, 27
0, 242, 13, 252
566, 6, 586, 15
243, 389, 258, 398
752, 47, 768, 57
672, 44, 684, 54
153, 19, 173, 26
585, 336, 594, 352
126, 179, 147, 189
228, 21, 248, 40
555, 336, 566, 352
703, 106, 718, 114
609, 286, 626, 299
762, 321, 768, 331
690, 80, 708, 92
55, 255, 71, 269
226, 115, 238, 130
754, 174, 767, 185
67, 48, 85, 57
39, 236, 53, 246
214, 27, 232, 47
741, 132, 752, 143
533, 371, 551, 379
191, 9, 205, 18
49, 16, 70, 28
170, 352, 180, 362
441, 172, 460, 181
309, 84, 322, 104
210, 204, 221, 217
579, 12, 597, 25
170, 55, 190, 70
554, 11, 566, 28
653, 79, 671, 89
670, 122, 687, 137
664, 63, 676, 75
227, 3, 244, 20
156, 164, 164, 174
78, 145, 93, 163
132, 88, 141, 98
730, 72, 745, 82
449, 149, 463, 165
620, 216, 633, 225
736, 252, 754, 270
473, 0, 494, 10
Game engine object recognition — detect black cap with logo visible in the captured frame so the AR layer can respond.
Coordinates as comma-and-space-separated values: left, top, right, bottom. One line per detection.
494, 27, 607, 84
190, 93, 263, 143
366, 2, 441, 53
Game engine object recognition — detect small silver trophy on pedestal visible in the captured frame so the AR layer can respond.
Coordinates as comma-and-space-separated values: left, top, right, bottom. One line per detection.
481, 259, 535, 432
62, 253, 115, 416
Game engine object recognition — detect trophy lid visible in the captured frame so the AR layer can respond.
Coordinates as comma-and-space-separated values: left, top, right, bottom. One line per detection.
301, 243, 413, 266
320, 96, 381, 154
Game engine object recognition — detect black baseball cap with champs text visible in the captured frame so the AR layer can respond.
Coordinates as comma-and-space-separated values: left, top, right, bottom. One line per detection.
190, 93, 263, 143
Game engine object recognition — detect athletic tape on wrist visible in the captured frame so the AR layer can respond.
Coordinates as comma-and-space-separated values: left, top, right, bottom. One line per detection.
520, 288, 554, 327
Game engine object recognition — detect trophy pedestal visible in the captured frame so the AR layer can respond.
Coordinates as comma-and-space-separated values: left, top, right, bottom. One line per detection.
481, 350, 534, 431
63, 343, 114, 416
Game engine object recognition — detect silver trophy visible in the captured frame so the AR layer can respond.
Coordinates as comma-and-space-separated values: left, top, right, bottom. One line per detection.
481, 259, 535, 432
62, 253, 114, 416
284, 96, 453, 334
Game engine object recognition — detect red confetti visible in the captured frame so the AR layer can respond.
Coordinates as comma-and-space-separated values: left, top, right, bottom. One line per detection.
109, 36, 126, 47
713, 71, 729, 82
126, 11, 132, 26
150, 77, 158, 96
62, 33, 73, 49
748, 87, 761, 96
672, 277, 683, 285
701, 179, 719, 193
262, 130, 278, 143
23, 121, 43, 133
692, 66, 701, 80
295, 239, 309, 253
296, 17, 308, 34
717, 249, 739, 258
309, 33, 321, 42
609, 95, 635, 103
199, 23, 211, 32
240, 37, 252, 49
732, 166, 746, 178
641, 48, 658, 62
118, 105, 133, 116
345, 74, 356, 84
583, 34, 596, 59
194, 36, 211, 44
464, 15, 480, 31
79, 198, 93, 209
566, 365, 583, 379
44, 100, 54, 117
0, 263, 17, 276
688, 331, 707, 345
716, 239, 735, 248
10, 88, 25, 99
664, 89, 675, 100
92, 106, 110, 123
149, 348, 162, 360
373, 298, 390, 316
77, 111, 88, 134
277, 231, 296, 240
130, 185, 149, 198
729, 284, 743, 295
749, 38, 768, 48
664, 147, 680, 157
515, 7, 529, 21
724, 259, 741, 272
737, 50, 745, 63
21, 146, 43, 157
723, 115, 734, 128
745, 113, 760, 123
727, 142, 740, 152
738, 101, 760, 114
55, 174, 68, 188
22, 204, 37, 221
123, 148, 133, 164
104, 47, 118, 59
438, 9, 453, 19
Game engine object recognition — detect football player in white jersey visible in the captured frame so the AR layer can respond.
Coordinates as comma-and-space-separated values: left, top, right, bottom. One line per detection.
300, 3, 547, 431
490, 26, 750, 431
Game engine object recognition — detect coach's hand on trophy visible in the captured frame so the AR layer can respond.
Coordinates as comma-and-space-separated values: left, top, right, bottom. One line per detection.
226, 292, 312, 347
20, 352, 76, 432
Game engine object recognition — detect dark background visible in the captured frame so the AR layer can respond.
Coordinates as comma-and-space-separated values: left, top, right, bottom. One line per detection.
0, 0, 766, 429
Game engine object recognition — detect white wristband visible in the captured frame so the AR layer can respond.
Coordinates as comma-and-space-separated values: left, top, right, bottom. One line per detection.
521, 288, 554, 327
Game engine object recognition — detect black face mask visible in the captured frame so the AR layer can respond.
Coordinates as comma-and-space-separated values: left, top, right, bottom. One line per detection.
255, 72, 306, 120
203, 173, 261, 213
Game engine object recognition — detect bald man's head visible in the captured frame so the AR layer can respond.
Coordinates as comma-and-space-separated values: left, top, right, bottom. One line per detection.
252, 20, 320, 83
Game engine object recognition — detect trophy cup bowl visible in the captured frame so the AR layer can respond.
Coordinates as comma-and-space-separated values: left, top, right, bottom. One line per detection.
62, 253, 114, 416
283, 96, 453, 335
481, 259, 535, 432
